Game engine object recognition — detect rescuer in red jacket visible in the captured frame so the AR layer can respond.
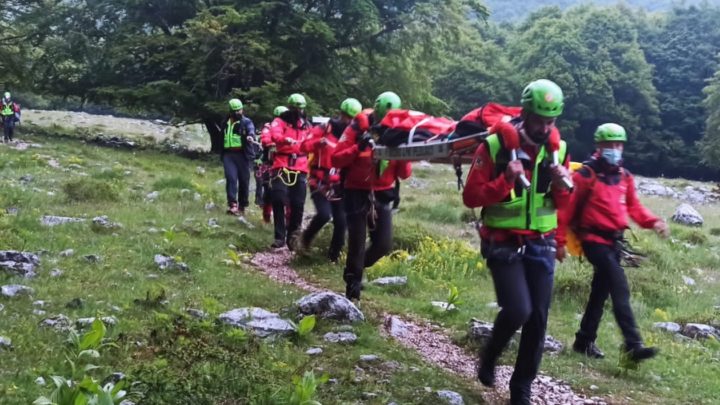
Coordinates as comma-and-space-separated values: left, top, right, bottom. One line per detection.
332, 91, 412, 301
268, 94, 310, 249
463, 79, 572, 405
298, 98, 362, 262
566, 123, 669, 362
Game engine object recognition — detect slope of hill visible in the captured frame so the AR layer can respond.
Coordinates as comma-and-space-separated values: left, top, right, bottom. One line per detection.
1, 118, 719, 403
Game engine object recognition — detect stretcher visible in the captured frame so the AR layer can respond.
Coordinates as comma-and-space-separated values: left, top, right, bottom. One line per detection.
371, 131, 488, 164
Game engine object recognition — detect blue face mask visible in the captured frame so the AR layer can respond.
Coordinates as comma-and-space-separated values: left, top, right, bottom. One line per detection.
600, 148, 623, 166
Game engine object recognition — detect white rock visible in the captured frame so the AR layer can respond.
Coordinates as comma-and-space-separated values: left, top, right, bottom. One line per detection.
671, 204, 703, 227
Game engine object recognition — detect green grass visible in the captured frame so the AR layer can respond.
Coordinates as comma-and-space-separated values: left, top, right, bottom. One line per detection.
0, 129, 486, 404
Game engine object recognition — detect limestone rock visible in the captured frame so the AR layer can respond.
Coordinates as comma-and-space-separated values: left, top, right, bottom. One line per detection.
154, 254, 189, 272
544, 335, 564, 353
681, 323, 719, 339
296, 292, 364, 323
671, 204, 703, 227
0, 250, 40, 278
41, 215, 85, 227
323, 331, 358, 344
437, 390, 464, 405
40, 314, 72, 331
91, 216, 123, 232
369, 276, 408, 287
653, 322, 681, 334
218, 307, 294, 338
1, 284, 34, 298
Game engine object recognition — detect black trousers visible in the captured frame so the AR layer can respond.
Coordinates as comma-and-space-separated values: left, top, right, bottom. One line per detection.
270, 171, 307, 243
343, 189, 393, 285
2, 116, 15, 141
576, 241, 643, 348
222, 151, 251, 208
480, 236, 556, 399
302, 188, 346, 260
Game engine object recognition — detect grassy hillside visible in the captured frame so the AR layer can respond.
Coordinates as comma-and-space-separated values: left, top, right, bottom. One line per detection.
1, 123, 719, 404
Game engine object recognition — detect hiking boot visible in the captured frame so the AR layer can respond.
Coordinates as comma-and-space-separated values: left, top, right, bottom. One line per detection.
227, 203, 241, 216
476, 361, 496, 387
345, 282, 361, 301
624, 345, 658, 362
573, 340, 605, 359
270, 239, 285, 249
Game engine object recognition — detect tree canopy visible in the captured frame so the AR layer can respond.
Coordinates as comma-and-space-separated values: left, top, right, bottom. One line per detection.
3, 1, 720, 178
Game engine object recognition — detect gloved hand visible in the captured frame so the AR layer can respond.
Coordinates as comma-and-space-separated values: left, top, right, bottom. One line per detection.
358, 132, 373, 151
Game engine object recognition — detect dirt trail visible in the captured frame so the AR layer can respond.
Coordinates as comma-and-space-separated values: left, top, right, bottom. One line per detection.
249, 248, 606, 405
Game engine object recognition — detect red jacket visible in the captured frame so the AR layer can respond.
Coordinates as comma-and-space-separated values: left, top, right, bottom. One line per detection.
463, 141, 570, 248
302, 124, 339, 171
563, 159, 659, 246
269, 117, 310, 173
260, 123, 273, 147
332, 111, 412, 190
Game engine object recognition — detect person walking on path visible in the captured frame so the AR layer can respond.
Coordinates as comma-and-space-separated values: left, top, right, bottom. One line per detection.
567, 122, 669, 362
463, 79, 571, 405
222, 98, 257, 216
299, 98, 362, 262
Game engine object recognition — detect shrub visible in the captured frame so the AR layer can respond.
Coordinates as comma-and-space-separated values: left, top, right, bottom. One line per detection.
63, 178, 118, 202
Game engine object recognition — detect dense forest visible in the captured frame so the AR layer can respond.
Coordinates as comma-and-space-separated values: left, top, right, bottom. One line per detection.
2, 0, 720, 179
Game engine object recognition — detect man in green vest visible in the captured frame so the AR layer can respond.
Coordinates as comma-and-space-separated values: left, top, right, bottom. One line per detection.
462, 79, 571, 405
1, 92, 21, 143
222, 98, 256, 216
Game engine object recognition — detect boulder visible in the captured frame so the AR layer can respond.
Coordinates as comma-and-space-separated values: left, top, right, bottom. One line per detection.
218, 307, 294, 338
437, 390, 464, 405
671, 204, 703, 227
681, 323, 719, 339
0, 250, 40, 278
41, 215, 85, 227
653, 322, 681, 334
296, 292, 364, 323
359, 354, 380, 363
0, 336, 12, 350
91, 216, 123, 232
323, 331, 358, 344
369, 276, 408, 287
1, 284, 34, 298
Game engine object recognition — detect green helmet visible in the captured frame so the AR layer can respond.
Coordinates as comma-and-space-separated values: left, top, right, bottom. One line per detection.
374, 91, 401, 119
229, 98, 243, 111
273, 106, 288, 117
287, 93, 307, 109
3, 92, 10, 100
594, 123, 627, 143
340, 98, 362, 118
520, 79, 564, 118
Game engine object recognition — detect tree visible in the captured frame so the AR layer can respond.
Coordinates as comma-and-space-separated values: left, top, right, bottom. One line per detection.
700, 67, 720, 169
506, 5, 661, 168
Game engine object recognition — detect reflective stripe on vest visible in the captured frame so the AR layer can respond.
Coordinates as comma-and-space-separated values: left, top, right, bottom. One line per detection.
481, 133, 567, 233
224, 119, 243, 149
1, 103, 13, 116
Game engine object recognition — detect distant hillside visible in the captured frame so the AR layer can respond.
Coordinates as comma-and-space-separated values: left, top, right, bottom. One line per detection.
484, 0, 706, 21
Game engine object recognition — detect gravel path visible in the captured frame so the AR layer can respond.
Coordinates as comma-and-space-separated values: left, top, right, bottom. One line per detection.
249, 249, 607, 404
